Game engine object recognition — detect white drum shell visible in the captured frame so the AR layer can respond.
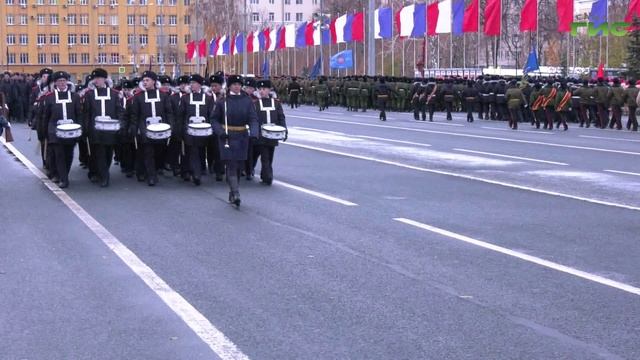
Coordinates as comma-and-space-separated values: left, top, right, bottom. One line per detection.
187, 123, 213, 137
56, 123, 82, 139
261, 124, 287, 140
95, 116, 120, 132
146, 123, 172, 140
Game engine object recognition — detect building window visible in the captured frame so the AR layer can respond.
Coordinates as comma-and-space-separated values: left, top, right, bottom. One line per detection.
139, 34, 147, 45
169, 15, 176, 26
5, 0, 14, 5
109, 0, 117, 4
140, 15, 147, 25
169, 34, 177, 45
80, 0, 87, 4
250, 0, 257, 3
19, 0, 26, 5
49, 0, 56, 4
80, 34, 90, 44
127, 0, 133, 4
81, 53, 89, 64
110, 52, 119, 63
37, 14, 45, 25
268, 12, 274, 21
67, 0, 75, 4
139, 0, 146, 5
98, 15, 105, 25
50, 34, 59, 44
295, 13, 303, 21
183, 0, 189, 5
97, 0, 104, 4
284, 13, 290, 22
37, 34, 46, 45
67, 14, 76, 25
37, 53, 47, 64
168, 0, 175, 5
284, 0, 289, 4
19, 15, 28, 25
19, 34, 28, 45
97, 34, 106, 44
6, 15, 14, 26
155, 15, 163, 25
184, 34, 190, 43
7, 53, 16, 64
127, 34, 135, 44
19, 53, 28, 64
68, 34, 77, 44
97, 53, 107, 63
110, 34, 119, 44
6, 35, 15, 45
127, 15, 134, 25
68, 53, 77, 64
50, 14, 59, 25
111, 15, 118, 25
51, 53, 59, 64
269, 0, 273, 3
251, 13, 259, 22
80, 14, 88, 25
183, 15, 190, 25
128, 54, 134, 63
36, 0, 44, 4
295, 0, 302, 4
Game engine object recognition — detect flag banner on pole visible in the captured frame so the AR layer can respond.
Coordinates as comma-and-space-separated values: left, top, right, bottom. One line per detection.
313, 21, 322, 45
436, 0, 452, 34
463, 0, 479, 33
597, 63, 605, 78
247, 32, 254, 53
344, 14, 355, 42
375, 7, 393, 39
452, 0, 465, 36
330, 50, 353, 69
305, 21, 315, 46
396, 4, 416, 38
268, 27, 278, 51
252, 31, 261, 53
322, 21, 331, 45
234, 33, 244, 54
589, 0, 608, 36
332, 14, 348, 43
520, 0, 537, 32
198, 39, 207, 58
278, 27, 287, 49
186, 40, 196, 60
557, 0, 574, 32
296, 22, 307, 48
310, 57, 322, 78
484, 0, 501, 36
523, 47, 539, 74
427, 2, 438, 36
216, 35, 226, 56
626, 0, 640, 22
411, 3, 426, 37
285, 24, 297, 47
262, 59, 269, 78
352, 12, 365, 42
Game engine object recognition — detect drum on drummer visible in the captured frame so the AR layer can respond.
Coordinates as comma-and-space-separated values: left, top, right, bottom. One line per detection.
40, 71, 83, 188
252, 79, 287, 185
84, 68, 125, 187
178, 74, 215, 186
130, 70, 175, 186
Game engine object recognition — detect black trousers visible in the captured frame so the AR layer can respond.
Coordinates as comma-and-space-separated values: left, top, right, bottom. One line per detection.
89, 144, 113, 181
120, 143, 136, 174
188, 145, 204, 179
627, 107, 638, 131
225, 160, 243, 193
413, 100, 425, 120
596, 104, 609, 128
52, 143, 75, 183
609, 105, 623, 129
136, 142, 163, 180
508, 108, 522, 129
252, 144, 275, 181
206, 137, 225, 177
444, 101, 453, 120
289, 92, 299, 108
377, 99, 388, 120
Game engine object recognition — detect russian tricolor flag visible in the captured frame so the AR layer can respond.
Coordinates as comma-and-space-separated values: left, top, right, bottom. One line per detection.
374, 7, 393, 39
268, 27, 278, 51
285, 24, 296, 48
396, 4, 426, 38
331, 14, 348, 43
233, 33, 244, 54
295, 22, 307, 48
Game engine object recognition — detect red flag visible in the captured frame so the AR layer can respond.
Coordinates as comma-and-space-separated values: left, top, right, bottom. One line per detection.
626, 0, 640, 22
463, 0, 478, 33
597, 63, 605, 79
330, 18, 338, 44
427, 2, 439, 36
263, 28, 271, 50
278, 27, 286, 49
230, 34, 236, 55
198, 39, 206, 58
520, 0, 537, 32
352, 12, 364, 42
186, 40, 195, 60
395, 9, 401, 36
557, 0, 574, 33
305, 22, 314, 46
247, 32, 254, 53
484, 0, 501, 36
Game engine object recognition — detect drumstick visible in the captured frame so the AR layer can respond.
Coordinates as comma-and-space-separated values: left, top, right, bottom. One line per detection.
86, 138, 91, 156
181, 140, 185, 156
224, 100, 230, 149
134, 135, 138, 150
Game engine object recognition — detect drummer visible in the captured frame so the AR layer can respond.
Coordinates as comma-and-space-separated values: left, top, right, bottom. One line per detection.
84, 68, 124, 187
210, 75, 259, 207
252, 79, 287, 185
130, 71, 175, 186
179, 74, 215, 186
40, 71, 83, 188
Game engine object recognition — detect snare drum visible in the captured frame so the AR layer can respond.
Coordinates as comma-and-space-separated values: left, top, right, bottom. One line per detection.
95, 116, 120, 132
261, 124, 287, 140
56, 123, 82, 139
187, 122, 213, 137
146, 123, 171, 140
188, 116, 206, 124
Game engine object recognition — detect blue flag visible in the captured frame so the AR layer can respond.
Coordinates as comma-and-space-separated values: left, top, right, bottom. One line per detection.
452, 0, 465, 36
412, 3, 426, 38
330, 50, 353, 69
523, 47, 540, 74
377, 8, 393, 39
309, 57, 322, 79
261, 59, 269, 78
296, 22, 307, 48
589, 0, 608, 36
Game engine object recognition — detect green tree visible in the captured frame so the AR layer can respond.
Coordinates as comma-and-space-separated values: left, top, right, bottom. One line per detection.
625, 17, 640, 79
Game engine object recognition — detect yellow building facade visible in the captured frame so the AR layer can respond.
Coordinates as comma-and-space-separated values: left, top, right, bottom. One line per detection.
0, 0, 196, 81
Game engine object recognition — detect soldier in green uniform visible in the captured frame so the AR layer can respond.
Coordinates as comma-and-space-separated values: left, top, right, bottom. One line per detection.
529, 82, 544, 129
346, 76, 360, 112
315, 78, 329, 111
505, 80, 523, 130
554, 82, 572, 131
594, 78, 610, 128
607, 78, 625, 130
358, 77, 371, 112
625, 79, 639, 131
397, 79, 411, 112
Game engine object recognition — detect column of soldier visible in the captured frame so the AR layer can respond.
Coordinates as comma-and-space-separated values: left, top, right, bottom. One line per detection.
27, 68, 288, 208
277, 75, 640, 130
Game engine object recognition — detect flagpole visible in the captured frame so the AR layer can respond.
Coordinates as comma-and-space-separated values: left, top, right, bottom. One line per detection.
477, 0, 480, 67
381, 39, 384, 75
402, 39, 405, 76
392, 37, 395, 76
605, 0, 609, 67
413, 39, 416, 76
449, 3, 453, 69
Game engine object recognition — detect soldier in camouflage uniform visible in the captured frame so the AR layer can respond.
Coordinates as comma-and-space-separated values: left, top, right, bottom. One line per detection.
315, 78, 330, 111
346, 76, 360, 112
358, 77, 371, 112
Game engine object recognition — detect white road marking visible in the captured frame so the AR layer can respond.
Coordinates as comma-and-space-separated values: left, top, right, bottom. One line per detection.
394, 218, 640, 296
604, 169, 640, 177
453, 148, 569, 166
288, 115, 640, 156
320, 111, 344, 115
291, 126, 345, 135
0, 139, 250, 360
580, 135, 640, 143
284, 142, 640, 212
273, 180, 358, 206
481, 126, 554, 135
353, 135, 432, 147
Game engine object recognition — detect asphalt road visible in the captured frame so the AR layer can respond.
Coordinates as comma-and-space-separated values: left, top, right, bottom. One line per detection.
2, 106, 639, 360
